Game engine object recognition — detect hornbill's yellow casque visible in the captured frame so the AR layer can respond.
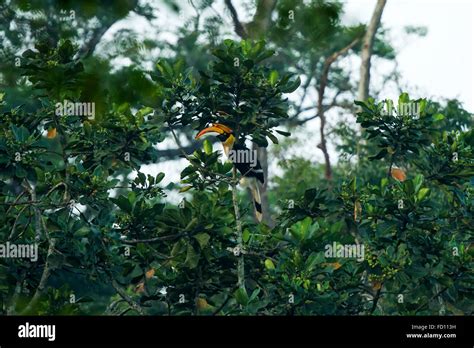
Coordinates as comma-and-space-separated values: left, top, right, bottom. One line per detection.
195, 123, 264, 222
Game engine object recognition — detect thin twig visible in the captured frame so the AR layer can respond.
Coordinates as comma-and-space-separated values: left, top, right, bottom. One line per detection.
231, 167, 245, 291
45, 182, 67, 198
110, 278, 145, 315
212, 285, 239, 316
7, 270, 26, 315
21, 238, 56, 314
413, 272, 463, 314
387, 155, 394, 178
105, 299, 125, 315
0, 200, 41, 206
122, 233, 185, 244
8, 205, 29, 241
5, 191, 26, 215
21, 180, 42, 241
317, 37, 361, 180
369, 285, 382, 314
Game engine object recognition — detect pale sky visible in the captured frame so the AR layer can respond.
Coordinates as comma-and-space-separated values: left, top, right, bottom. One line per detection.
343, 0, 473, 111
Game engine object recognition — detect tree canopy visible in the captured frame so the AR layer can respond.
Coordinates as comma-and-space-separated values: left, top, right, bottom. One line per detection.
0, 0, 472, 316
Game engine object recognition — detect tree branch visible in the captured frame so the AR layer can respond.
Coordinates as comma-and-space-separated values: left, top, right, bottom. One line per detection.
369, 285, 383, 314
21, 180, 42, 241
246, 0, 277, 38
21, 238, 56, 314
76, 24, 112, 59
156, 142, 201, 160
224, 0, 247, 38
317, 38, 361, 180
212, 285, 239, 316
121, 233, 185, 244
231, 167, 245, 291
8, 205, 29, 241
357, 0, 387, 101
110, 278, 145, 315
7, 270, 26, 315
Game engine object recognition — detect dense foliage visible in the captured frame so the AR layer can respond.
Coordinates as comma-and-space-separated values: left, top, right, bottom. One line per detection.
0, 38, 472, 315
0, 0, 472, 316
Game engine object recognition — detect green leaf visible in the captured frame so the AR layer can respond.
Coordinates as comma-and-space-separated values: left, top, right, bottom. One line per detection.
275, 130, 291, 137
110, 195, 133, 213
181, 165, 196, 179
413, 174, 424, 193
203, 139, 213, 155
253, 134, 268, 147
234, 287, 249, 306
185, 218, 199, 231
83, 121, 92, 137
136, 106, 154, 118
354, 100, 373, 114
404, 180, 415, 196
93, 165, 104, 178
179, 185, 192, 193
398, 92, 410, 105
171, 240, 186, 257
242, 229, 250, 243
74, 226, 90, 237
194, 233, 210, 249
156, 60, 173, 78
155, 172, 165, 184
352, 177, 357, 192
15, 165, 27, 178
129, 265, 143, 278
280, 76, 300, 93
269, 70, 279, 86
11, 125, 30, 142
255, 49, 274, 63
267, 132, 279, 144
417, 188, 430, 202
184, 244, 199, 269
249, 288, 261, 302
305, 252, 324, 271
264, 259, 275, 270
369, 148, 388, 160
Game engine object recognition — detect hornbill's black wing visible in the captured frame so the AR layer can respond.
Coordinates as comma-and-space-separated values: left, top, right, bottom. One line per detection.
231, 142, 265, 184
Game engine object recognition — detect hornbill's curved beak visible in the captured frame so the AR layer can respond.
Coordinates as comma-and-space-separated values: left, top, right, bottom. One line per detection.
195, 123, 233, 139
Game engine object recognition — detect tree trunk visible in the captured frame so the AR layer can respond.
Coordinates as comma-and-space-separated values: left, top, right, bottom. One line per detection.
225, 0, 277, 226
358, 0, 387, 101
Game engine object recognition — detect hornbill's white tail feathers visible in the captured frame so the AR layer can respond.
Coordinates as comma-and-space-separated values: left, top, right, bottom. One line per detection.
251, 180, 263, 223
240, 177, 263, 223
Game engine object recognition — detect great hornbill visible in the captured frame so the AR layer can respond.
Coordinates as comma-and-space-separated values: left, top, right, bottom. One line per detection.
195, 123, 264, 222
